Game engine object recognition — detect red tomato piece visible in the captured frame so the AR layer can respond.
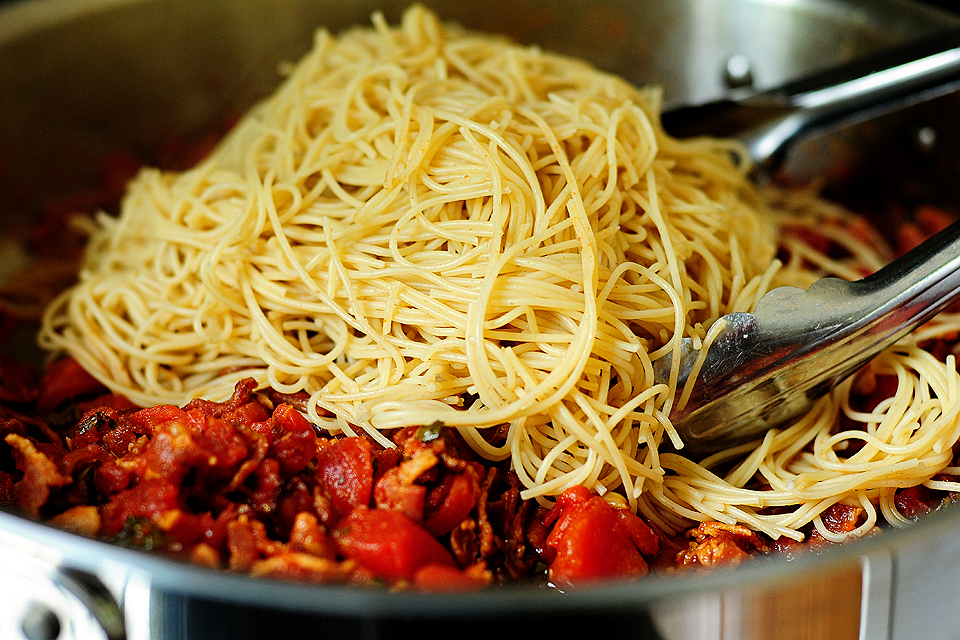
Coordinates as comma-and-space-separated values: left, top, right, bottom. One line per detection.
544, 486, 658, 588
268, 404, 317, 476
412, 562, 490, 591
423, 469, 481, 536
95, 460, 133, 495
36, 358, 108, 413
131, 405, 187, 434
334, 507, 456, 582
221, 401, 271, 429
374, 467, 427, 522
915, 204, 955, 236
76, 393, 139, 415
143, 411, 248, 485
100, 478, 179, 537
316, 437, 373, 518
614, 508, 660, 556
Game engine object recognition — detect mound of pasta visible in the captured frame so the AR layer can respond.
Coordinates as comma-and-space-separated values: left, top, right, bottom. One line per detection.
38, 4, 960, 547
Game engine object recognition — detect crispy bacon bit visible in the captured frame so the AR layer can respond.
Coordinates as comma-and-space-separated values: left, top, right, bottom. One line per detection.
676, 522, 769, 569
250, 552, 354, 584
374, 465, 427, 522
480, 468, 532, 580
817, 503, 864, 538
189, 542, 221, 569
47, 505, 101, 537
807, 504, 863, 547
288, 511, 337, 559
767, 503, 870, 558
896, 481, 955, 520
5, 432, 70, 517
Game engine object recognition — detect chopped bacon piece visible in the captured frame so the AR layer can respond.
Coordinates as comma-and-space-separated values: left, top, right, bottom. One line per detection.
896, 482, 954, 520
288, 511, 337, 559
477, 467, 531, 580
182, 377, 259, 419
142, 409, 250, 485
677, 522, 769, 568
244, 457, 283, 514
48, 505, 101, 537
374, 466, 427, 522
5, 433, 70, 518
267, 404, 316, 475
226, 515, 281, 571
250, 552, 353, 583
189, 542, 221, 569
818, 503, 864, 537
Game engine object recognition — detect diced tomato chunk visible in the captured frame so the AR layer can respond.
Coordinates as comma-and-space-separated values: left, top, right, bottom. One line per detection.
36, 358, 107, 413
544, 486, 658, 588
334, 507, 456, 581
268, 404, 316, 475
915, 204, 955, 236
76, 394, 139, 414
411, 562, 490, 591
222, 401, 271, 429
100, 478, 180, 537
423, 469, 481, 535
131, 405, 187, 433
316, 437, 373, 518
374, 467, 426, 522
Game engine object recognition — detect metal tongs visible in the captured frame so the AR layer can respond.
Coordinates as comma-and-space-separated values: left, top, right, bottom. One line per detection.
661, 26, 960, 174
654, 27, 960, 454
655, 219, 960, 454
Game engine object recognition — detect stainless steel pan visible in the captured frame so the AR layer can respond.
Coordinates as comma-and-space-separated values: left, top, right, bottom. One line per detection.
1, 1, 960, 639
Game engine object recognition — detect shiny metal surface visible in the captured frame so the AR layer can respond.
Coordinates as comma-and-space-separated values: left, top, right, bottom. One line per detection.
0, 0, 955, 224
2, 1, 960, 639
662, 26, 960, 172
659, 218, 960, 453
